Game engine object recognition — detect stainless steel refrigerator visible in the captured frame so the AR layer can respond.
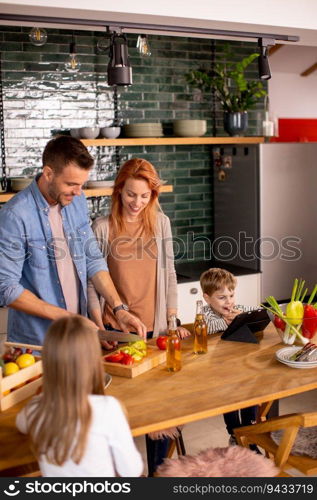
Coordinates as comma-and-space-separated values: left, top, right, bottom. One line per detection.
213, 143, 317, 301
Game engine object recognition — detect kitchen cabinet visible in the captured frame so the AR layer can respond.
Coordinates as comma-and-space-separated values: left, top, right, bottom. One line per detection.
177, 273, 261, 324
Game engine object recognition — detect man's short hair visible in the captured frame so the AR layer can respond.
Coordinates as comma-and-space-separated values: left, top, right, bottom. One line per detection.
200, 267, 237, 296
42, 135, 94, 174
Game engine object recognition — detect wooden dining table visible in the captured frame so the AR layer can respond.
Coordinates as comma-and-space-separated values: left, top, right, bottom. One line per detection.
1, 323, 317, 475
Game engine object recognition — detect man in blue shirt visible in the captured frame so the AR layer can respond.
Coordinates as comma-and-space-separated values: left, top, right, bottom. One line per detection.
0, 136, 146, 346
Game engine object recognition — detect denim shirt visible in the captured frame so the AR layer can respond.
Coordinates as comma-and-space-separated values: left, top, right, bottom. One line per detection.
0, 176, 108, 345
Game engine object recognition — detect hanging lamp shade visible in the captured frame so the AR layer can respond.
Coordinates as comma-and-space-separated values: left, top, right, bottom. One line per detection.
107, 33, 132, 86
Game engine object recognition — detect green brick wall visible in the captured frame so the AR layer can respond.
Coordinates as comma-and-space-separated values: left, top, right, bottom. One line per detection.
0, 27, 267, 260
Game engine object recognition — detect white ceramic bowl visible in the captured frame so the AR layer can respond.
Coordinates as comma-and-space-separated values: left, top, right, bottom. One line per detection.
100, 126, 121, 139
78, 127, 100, 139
70, 128, 81, 139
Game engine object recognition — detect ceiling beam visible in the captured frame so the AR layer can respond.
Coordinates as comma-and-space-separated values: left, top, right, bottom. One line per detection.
268, 43, 284, 56
300, 62, 317, 76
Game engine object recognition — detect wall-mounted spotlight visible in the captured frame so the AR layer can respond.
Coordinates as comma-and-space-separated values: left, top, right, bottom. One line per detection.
65, 33, 81, 73
258, 38, 275, 80
29, 27, 47, 46
107, 32, 132, 86
136, 35, 151, 57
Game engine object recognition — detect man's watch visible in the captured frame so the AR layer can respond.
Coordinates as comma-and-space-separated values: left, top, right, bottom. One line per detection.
113, 303, 129, 315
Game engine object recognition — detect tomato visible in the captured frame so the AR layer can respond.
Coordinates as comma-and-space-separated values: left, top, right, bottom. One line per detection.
156, 335, 168, 350
120, 353, 134, 365
104, 352, 125, 363
274, 315, 286, 331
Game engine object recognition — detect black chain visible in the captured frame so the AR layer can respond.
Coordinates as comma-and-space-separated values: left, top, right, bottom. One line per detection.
211, 40, 217, 137
0, 52, 7, 191
113, 85, 120, 170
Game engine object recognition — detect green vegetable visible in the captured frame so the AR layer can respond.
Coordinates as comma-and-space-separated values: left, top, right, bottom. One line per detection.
117, 344, 146, 361
262, 294, 307, 344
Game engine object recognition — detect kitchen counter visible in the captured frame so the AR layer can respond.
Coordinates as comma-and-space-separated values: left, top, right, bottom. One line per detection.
176, 260, 260, 283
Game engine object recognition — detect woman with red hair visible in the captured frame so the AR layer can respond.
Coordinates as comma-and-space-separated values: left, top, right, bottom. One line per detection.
88, 157, 189, 341
88, 158, 189, 476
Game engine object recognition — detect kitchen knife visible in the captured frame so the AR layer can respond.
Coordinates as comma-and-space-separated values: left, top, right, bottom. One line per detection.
97, 329, 144, 343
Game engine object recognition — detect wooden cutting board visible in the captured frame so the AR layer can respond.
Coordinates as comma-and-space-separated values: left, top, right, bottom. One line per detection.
103, 345, 166, 378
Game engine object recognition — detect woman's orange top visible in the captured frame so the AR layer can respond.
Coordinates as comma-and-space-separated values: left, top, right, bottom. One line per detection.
103, 220, 157, 332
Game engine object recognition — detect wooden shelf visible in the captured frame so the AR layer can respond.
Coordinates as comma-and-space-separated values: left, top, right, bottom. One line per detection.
82, 136, 265, 147
0, 184, 173, 203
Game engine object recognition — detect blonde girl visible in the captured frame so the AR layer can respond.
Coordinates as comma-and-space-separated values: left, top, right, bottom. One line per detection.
16, 315, 143, 477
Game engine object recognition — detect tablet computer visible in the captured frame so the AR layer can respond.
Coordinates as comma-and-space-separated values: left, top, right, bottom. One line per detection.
221, 308, 270, 343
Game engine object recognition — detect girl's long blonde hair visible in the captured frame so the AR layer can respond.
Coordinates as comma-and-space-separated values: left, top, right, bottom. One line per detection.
110, 158, 161, 236
28, 315, 104, 465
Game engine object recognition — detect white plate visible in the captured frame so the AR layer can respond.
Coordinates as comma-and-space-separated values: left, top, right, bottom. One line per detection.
104, 373, 112, 389
275, 346, 317, 369
86, 180, 114, 189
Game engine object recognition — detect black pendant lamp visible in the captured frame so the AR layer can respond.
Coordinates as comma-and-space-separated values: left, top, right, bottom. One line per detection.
258, 38, 274, 80
107, 32, 132, 86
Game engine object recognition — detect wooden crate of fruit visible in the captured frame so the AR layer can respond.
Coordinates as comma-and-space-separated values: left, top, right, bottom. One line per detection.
0, 342, 43, 412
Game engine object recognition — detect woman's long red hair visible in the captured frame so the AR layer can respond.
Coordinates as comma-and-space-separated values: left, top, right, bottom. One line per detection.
110, 158, 161, 236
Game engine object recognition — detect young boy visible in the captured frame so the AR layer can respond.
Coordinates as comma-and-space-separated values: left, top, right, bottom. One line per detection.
200, 267, 260, 449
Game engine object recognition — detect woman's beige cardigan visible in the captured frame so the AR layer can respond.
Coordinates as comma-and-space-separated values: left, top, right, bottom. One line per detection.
87, 212, 178, 337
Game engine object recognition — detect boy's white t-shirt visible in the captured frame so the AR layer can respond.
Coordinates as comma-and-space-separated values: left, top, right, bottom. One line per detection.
16, 395, 143, 477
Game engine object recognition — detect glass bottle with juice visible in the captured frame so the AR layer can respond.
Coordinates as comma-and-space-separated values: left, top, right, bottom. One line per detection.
193, 300, 208, 354
166, 314, 182, 372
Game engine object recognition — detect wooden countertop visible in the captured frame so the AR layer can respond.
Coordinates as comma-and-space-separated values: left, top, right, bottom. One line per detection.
1, 323, 317, 475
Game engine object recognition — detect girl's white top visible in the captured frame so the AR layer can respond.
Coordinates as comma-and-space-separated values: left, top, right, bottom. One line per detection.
16, 394, 143, 477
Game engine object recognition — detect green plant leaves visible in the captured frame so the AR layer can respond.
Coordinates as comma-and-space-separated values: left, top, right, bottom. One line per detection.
185, 52, 267, 112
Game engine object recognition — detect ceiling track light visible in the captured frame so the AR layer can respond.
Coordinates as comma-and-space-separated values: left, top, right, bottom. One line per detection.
258, 38, 275, 80
107, 31, 132, 86
0, 13, 299, 44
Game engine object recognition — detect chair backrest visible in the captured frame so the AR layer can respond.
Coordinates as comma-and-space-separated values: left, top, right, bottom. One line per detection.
234, 411, 317, 476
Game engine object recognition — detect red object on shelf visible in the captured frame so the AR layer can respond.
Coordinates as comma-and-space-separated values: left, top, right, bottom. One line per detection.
272, 118, 317, 142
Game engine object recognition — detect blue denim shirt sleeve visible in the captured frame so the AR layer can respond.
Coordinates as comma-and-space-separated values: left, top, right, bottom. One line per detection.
0, 207, 26, 306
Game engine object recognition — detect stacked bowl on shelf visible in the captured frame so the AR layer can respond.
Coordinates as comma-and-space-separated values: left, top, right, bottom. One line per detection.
173, 119, 207, 137
123, 122, 163, 138
10, 177, 33, 192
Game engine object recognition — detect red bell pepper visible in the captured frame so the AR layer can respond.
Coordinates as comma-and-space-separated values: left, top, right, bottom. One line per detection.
274, 315, 286, 331
302, 285, 317, 339
104, 352, 125, 363
120, 353, 134, 365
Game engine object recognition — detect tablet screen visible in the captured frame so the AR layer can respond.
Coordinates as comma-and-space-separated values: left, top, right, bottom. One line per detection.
221, 308, 270, 340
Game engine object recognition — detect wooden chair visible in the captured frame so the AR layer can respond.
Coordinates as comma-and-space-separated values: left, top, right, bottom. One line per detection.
234, 412, 317, 476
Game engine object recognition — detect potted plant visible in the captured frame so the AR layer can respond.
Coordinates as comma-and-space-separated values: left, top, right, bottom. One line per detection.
185, 51, 267, 136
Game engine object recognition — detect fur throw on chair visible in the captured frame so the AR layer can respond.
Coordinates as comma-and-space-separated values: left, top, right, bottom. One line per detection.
271, 426, 317, 459
157, 446, 279, 477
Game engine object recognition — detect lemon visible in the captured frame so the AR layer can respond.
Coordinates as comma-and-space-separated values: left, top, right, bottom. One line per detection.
16, 353, 35, 369
4, 362, 20, 376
